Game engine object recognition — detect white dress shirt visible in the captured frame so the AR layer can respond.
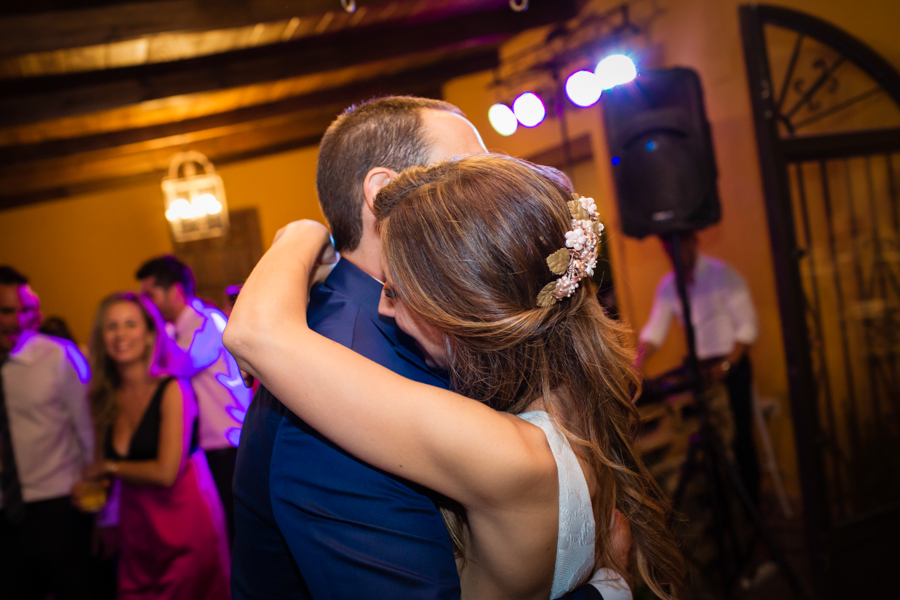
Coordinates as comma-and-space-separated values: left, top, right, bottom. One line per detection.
167, 300, 252, 451
639, 254, 759, 360
0, 331, 93, 507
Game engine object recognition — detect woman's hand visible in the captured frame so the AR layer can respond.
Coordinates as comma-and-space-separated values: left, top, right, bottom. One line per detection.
595, 510, 634, 588
225, 220, 333, 379
587, 510, 634, 598
82, 461, 110, 481
609, 510, 633, 583
271, 220, 338, 288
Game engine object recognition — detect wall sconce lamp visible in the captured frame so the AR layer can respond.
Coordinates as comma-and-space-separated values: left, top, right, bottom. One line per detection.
161, 151, 229, 242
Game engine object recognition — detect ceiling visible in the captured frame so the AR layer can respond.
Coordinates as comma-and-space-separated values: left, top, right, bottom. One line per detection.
0, 0, 580, 210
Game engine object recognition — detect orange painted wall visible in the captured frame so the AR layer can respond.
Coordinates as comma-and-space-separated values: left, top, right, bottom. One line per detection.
0, 146, 322, 346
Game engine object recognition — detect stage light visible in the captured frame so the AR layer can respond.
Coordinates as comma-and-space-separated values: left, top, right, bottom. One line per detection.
565, 70, 602, 107
488, 103, 518, 136
513, 92, 546, 127
595, 54, 637, 90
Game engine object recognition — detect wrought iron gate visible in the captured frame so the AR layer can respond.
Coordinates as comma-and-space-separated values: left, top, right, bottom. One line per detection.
740, 5, 900, 599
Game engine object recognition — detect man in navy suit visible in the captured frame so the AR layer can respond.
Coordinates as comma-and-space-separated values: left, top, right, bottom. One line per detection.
231, 97, 624, 599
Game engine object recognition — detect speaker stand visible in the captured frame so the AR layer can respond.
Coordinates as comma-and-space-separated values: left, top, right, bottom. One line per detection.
664, 233, 809, 600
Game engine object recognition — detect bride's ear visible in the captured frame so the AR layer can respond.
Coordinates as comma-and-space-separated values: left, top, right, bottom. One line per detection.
362, 167, 396, 217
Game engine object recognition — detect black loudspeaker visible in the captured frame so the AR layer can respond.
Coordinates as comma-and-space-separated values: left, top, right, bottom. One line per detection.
600, 68, 720, 239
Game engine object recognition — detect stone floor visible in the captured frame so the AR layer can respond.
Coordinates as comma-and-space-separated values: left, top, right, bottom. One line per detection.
636, 492, 813, 600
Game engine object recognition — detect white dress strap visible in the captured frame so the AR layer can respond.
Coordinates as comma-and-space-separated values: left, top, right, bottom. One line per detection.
517, 410, 596, 599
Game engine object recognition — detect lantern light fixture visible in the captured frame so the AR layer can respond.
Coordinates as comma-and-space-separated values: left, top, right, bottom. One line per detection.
161, 151, 229, 243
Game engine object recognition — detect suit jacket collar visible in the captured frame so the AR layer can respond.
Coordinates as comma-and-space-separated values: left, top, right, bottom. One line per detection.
321, 259, 449, 385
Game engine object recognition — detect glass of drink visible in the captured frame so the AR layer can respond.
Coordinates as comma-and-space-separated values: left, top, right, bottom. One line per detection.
74, 480, 108, 513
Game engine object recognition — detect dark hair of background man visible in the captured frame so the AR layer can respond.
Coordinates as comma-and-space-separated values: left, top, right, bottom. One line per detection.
135, 255, 196, 298
0, 266, 28, 286
316, 96, 464, 253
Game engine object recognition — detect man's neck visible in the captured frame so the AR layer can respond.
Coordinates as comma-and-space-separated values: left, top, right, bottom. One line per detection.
117, 360, 148, 390
170, 298, 189, 323
340, 237, 383, 281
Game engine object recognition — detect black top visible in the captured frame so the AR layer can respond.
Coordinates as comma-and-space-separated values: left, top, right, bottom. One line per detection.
105, 377, 199, 461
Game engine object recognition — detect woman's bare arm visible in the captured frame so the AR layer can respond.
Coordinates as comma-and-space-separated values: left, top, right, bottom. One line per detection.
225, 221, 555, 510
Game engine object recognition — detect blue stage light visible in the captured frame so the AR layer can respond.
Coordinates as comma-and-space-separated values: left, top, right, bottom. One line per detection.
513, 92, 546, 128
488, 103, 518, 136
611, 156, 621, 166
595, 54, 637, 90
565, 70, 602, 107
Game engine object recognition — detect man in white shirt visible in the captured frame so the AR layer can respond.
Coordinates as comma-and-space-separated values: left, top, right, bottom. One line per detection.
636, 232, 762, 504
0, 266, 94, 600
137, 255, 251, 543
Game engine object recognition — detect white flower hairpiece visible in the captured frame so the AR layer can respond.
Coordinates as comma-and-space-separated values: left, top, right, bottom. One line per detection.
536, 194, 604, 308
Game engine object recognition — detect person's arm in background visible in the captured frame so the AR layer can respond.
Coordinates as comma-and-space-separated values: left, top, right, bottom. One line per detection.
164, 308, 225, 378
635, 280, 674, 372
60, 341, 94, 469
709, 267, 759, 383
634, 341, 659, 373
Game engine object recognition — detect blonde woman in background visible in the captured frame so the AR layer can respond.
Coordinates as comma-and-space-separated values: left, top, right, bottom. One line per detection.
79, 292, 229, 600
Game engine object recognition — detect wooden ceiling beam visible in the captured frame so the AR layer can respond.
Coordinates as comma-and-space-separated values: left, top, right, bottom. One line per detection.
0, 47, 498, 165
0, 39, 498, 210
0, 0, 575, 127
0, 104, 342, 209
0, 0, 398, 58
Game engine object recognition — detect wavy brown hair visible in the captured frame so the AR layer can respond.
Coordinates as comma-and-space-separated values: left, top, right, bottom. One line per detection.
374, 154, 684, 599
87, 292, 169, 435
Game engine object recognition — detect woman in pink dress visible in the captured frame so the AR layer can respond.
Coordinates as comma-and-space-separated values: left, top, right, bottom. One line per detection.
81, 292, 230, 600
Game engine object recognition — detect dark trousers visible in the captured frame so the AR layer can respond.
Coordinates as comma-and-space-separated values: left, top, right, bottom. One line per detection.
206, 446, 237, 545
724, 356, 761, 505
0, 496, 93, 600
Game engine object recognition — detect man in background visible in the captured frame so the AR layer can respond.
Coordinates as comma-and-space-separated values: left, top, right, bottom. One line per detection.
0, 265, 94, 599
636, 231, 761, 504
137, 255, 252, 542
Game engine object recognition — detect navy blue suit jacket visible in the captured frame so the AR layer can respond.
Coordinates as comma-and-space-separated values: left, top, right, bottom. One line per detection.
231, 259, 604, 600
232, 259, 459, 599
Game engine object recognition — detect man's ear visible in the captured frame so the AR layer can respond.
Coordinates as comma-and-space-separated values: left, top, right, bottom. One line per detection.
362, 167, 397, 216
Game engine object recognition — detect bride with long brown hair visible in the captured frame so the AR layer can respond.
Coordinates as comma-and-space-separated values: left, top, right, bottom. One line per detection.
225, 154, 684, 600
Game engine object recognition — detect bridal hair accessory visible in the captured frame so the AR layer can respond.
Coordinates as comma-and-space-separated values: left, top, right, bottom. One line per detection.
536, 194, 604, 308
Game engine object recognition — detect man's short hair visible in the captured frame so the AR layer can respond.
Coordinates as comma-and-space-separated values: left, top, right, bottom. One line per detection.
135, 255, 196, 298
0, 265, 28, 286
316, 96, 465, 252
